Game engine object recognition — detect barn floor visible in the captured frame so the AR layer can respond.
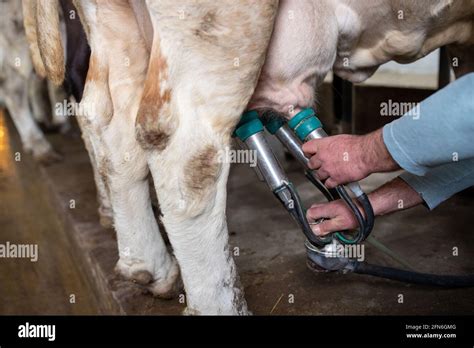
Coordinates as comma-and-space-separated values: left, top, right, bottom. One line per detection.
1, 110, 473, 315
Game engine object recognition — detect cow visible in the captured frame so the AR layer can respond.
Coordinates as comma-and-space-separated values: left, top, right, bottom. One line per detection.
27, 0, 473, 314
0, 0, 68, 164
59, 0, 91, 103
26, 0, 277, 315
248, 0, 474, 115
21, 0, 110, 224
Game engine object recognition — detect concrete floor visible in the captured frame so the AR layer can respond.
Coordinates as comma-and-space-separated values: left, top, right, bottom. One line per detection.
0, 111, 100, 314
1, 110, 473, 315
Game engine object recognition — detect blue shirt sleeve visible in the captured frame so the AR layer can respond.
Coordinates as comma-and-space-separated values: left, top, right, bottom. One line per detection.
383, 72, 474, 176
382, 72, 474, 209
399, 159, 474, 210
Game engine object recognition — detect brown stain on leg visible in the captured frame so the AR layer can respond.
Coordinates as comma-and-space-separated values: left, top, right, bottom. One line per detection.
82, 53, 113, 126
86, 55, 104, 83
136, 37, 173, 151
193, 10, 219, 44
184, 145, 221, 197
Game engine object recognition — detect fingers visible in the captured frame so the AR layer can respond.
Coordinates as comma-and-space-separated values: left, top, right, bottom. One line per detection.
308, 156, 322, 170
306, 203, 335, 221
302, 139, 319, 156
324, 177, 338, 189
303, 138, 336, 182
306, 200, 354, 236
310, 219, 344, 236
318, 168, 331, 181
309, 167, 336, 187
303, 135, 366, 187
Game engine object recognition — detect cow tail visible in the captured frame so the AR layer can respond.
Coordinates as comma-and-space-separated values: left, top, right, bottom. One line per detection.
35, 0, 65, 86
22, 0, 47, 78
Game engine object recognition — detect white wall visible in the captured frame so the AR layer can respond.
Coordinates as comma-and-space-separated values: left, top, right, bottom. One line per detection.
378, 49, 440, 75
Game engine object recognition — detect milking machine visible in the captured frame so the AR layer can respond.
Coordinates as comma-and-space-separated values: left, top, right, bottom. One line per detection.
234, 108, 474, 287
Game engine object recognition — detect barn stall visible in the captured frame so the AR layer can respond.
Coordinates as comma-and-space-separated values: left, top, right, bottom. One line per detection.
1, 48, 473, 315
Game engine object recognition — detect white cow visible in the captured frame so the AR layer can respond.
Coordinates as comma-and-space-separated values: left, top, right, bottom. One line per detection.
1, 0, 68, 164
28, 0, 473, 314
249, 0, 474, 115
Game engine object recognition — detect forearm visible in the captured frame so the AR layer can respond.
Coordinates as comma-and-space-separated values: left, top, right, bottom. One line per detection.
306, 177, 423, 236
362, 128, 400, 174
366, 177, 423, 216
360, 157, 474, 217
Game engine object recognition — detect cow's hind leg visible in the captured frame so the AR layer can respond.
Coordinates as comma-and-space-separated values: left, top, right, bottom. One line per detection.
77, 0, 181, 297
75, 115, 113, 228
148, 121, 248, 313
4, 71, 61, 164
27, 74, 50, 126
103, 122, 180, 297
142, 0, 278, 314
47, 80, 70, 133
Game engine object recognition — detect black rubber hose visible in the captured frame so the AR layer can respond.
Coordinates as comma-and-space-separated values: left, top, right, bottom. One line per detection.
353, 262, 474, 288
284, 183, 331, 247
305, 171, 334, 201
357, 193, 375, 240
328, 187, 342, 200
305, 177, 369, 245
335, 186, 367, 244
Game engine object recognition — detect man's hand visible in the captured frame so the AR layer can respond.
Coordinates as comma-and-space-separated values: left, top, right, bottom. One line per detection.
306, 178, 424, 235
301, 128, 399, 188
306, 200, 360, 236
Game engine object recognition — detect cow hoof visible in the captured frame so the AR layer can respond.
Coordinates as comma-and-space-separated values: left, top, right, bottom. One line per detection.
182, 306, 251, 315
115, 260, 154, 285
99, 214, 114, 229
182, 307, 201, 315
148, 260, 182, 299
132, 270, 153, 285
34, 149, 63, 165
115, 258, 182, 298
57, 121, 72, 135
98, 206, 114, 228
24, 137, 62, 165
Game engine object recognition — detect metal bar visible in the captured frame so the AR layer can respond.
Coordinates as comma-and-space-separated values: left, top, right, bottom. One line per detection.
332, 75, 354, 134
438, 46, 451, 89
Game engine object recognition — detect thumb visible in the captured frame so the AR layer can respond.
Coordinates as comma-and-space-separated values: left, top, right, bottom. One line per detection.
311, 218, 345, 236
